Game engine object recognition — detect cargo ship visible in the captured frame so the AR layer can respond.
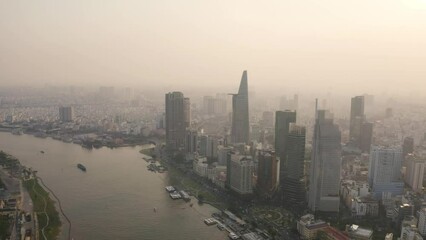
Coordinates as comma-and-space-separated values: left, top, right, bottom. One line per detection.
77, 164, 86, 172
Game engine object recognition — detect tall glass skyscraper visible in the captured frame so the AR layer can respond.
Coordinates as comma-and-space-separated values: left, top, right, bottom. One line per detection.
275, 110, 296, 198
349, 96, 365, 144
165, 92, 190, 151
308, 105, 342, 213
231, 71, 249, 144
282, 124, 306, 205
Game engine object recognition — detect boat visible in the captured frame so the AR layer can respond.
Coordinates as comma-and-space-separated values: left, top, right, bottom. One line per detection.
153, 207, 157, 212
77, 164, 86, 172
40, 151, 45, 154
165, 186, 176, 192
179, 190, 191, 202
217, 223, 225, 231
169, 191, 182, 200
204, 218, 217, 226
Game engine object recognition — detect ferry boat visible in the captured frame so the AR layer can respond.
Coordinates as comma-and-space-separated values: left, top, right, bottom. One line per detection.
204, 218, 217, 226
77, 164, 86, 172
169, 191, 182, 200
179, 190, 191, 201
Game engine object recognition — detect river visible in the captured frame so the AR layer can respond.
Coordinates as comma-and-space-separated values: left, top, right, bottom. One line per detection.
0, 132, 227, 240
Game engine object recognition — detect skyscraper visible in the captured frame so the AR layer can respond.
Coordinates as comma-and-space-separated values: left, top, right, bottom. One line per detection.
368, 146, 404, 199
360, 122, 374, 153
275, 110, 296, 193
257, 150, 278, 196
349, 96, 365, 144
165, 92, 190, 151
231, 71, 249, 144
403, 137, 415, 157
282, 124, 306, 205
308, 104, 342, 213
59, 106, 74, 122
185, 130, 198, 154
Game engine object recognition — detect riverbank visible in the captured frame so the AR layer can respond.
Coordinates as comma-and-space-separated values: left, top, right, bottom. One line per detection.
23, 178, 61, 240
145, 149, 228, 211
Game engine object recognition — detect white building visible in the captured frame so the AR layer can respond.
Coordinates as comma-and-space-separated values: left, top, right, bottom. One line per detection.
193, 157, 208, 177
405, 155, 425, 192
229, 154, 254, 194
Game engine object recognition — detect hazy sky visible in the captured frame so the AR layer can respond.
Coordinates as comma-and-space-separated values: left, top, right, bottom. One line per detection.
1, 0, 426, 95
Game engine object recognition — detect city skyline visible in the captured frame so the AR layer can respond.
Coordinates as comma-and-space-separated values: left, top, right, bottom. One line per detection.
3, 1, 426, 239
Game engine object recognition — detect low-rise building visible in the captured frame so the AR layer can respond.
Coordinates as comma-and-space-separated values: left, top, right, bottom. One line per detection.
193, 157, 208, 177
353, 196, 379, 217
346, 224, 373, 240
400, 224, 423, 240
297, 214, 329, 240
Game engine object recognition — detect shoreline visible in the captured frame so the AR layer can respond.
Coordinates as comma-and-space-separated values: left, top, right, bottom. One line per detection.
1, 127, 155, 150
140, 149, 228, 211
0, 151, 64, 240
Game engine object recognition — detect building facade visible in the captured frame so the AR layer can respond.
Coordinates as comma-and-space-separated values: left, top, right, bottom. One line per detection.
59, 106, 74, 122
368, 146, 404, 199
282, 124, 306, 205
229, 153, 254, 195
165, 92, 190, 151
308, 108, 342, 213
257, 150, 278, 195
231, 71, 250, 144
275, 110, 296, 197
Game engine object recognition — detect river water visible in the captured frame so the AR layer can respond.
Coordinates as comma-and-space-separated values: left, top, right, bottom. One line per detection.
0, 132, 226, 240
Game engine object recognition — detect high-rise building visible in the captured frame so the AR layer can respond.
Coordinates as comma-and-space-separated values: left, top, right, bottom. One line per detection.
165, 92, 190, 151
403, 137, 415, 157
199, 135, 208, 156
59, 106, 74, 122
405, 155, 425, 192
308, 106, 342, 213
360, 122, 374, 153
203, 95, 228, 116
206, 136, 218, 159
418, 208, 426, 237
257, 150, 278, 195
368, 146, 404, 199
231, 71, 249, 144
203, 96, 216, 115
349, 96, 365, 144
217, 145, 232, 166
275, 110, 297, 192
228, 153, 254, 194
282, 124, 306, 205
185, 130, 198, 154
